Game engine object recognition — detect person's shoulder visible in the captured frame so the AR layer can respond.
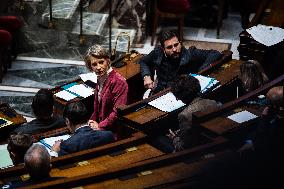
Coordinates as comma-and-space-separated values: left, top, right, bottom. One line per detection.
110, 70, 128, 85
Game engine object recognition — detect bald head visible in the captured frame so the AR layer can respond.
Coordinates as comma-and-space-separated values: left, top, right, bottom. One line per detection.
266, 86, 284, 107
24, 144, 51, 180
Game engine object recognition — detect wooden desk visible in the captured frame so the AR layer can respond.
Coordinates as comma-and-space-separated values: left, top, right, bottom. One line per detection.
18, 136, 228, 189
238, 0, 284, 72
209, 59, 243, 85
199, 105, 262, 136
193, 74, 284, 138
117, 54, 236, 134
0, 131, 147, 180
204, 59, 244, 103
50, 143, 164, 178
0, 103, 26, 141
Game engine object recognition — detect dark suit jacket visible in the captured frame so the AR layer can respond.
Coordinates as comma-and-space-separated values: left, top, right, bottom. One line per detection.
139, 46, 222, 92
59, 126, 115, 156
14, 116, 65, 135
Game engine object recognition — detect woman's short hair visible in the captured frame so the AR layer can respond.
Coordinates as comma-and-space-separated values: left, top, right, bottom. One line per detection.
171, 74, 201, 104
83, 44, 109, 71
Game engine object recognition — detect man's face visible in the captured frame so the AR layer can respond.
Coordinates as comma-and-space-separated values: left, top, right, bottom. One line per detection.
163, 36, 181, 59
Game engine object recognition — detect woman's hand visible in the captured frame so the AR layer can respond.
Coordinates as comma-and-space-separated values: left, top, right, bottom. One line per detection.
88, 120, 99, 130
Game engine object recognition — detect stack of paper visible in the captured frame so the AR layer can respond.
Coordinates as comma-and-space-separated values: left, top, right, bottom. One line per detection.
190, 74, 219, 93
227, 110, 258, 123
148, 92, 186, 112
38, 134, 71, 156
79, 72, 97, 83
54, 83, 94, 101
246, 24, 284, 47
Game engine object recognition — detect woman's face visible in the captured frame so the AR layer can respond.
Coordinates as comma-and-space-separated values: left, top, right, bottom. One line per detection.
89, 56, 110, 76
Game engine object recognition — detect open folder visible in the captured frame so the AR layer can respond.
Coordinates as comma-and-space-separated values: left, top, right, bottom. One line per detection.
189, 74, 219, 93
54, 82, 94, 101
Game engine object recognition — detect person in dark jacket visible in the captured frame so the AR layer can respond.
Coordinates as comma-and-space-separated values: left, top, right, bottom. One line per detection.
139, 30, 222, 94
14, 89, 65, 135
51, 101, 115, 156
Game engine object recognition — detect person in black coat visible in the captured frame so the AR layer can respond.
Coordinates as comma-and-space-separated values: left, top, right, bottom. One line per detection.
51, 101, 115, 156
14, 89, 65, 135
139, 30, 222, 94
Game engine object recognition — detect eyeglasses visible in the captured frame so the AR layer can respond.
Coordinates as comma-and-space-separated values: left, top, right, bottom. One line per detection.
165, 42, 180, 50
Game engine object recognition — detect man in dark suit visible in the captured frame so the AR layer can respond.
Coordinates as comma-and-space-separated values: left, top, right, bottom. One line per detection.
14, 89, 65, 135
51, 101, 115, 156
139, 30, 222, 94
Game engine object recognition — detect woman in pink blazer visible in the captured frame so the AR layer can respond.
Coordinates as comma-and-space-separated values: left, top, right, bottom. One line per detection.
83, 45, 128, 136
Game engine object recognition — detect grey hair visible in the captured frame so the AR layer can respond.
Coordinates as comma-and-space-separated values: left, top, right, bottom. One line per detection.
83, 44, 109, 71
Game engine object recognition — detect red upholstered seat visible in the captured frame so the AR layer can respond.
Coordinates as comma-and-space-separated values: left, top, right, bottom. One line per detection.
0, 30, 12, 46
0, 29, 12, 82
157, 0, 190, 14
0, 16, 22, 31
151, 0, 190, 46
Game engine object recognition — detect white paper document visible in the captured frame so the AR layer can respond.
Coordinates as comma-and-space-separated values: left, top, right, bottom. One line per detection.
246, 24, 284, 47
54, 90, 77, 101
190, 74, 219, 93
79, 72, 97, 83
37, 134, 70, 157
0, 144, 13, 169
40, 134, 71, 148
227, 110, 258, 123
67, 84, 94, 98
148, 92, 186, 112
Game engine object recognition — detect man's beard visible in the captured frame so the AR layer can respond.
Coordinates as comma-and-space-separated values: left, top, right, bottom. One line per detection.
169, 52, 180, 60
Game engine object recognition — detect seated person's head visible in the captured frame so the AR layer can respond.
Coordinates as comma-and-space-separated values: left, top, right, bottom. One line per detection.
158, 30, 181, 59
171, 74, 201, 104
24, 144, 51, 180
240, 60, 269, 92
32, 89, 54, 119
7, 133, 33, 165
266, 86, 284, 117
83, 44, 110, 76
63, 101, 89, 132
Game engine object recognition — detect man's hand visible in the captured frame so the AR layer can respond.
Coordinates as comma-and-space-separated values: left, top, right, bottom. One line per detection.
144, 76, 154, 89
51, 140, 62, 152
88, 120, 99, 130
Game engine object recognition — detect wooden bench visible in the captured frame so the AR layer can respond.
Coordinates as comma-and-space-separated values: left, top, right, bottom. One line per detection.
15, 136, 230, 189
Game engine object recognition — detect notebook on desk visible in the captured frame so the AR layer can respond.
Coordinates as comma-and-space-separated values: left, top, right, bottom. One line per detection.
189, 74, 219, 93
148, 92, 186, 112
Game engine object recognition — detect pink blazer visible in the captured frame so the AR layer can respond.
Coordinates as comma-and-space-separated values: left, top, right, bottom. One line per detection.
90, 70, 128, 131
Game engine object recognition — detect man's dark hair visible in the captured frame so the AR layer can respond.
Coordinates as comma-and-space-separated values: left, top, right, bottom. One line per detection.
171, 74, 201, 104
63, 101, 89, 126
32, 89, 54, 119
24, 144, 51, 180
7, 133, 33, 165
158, 30, 179, 47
